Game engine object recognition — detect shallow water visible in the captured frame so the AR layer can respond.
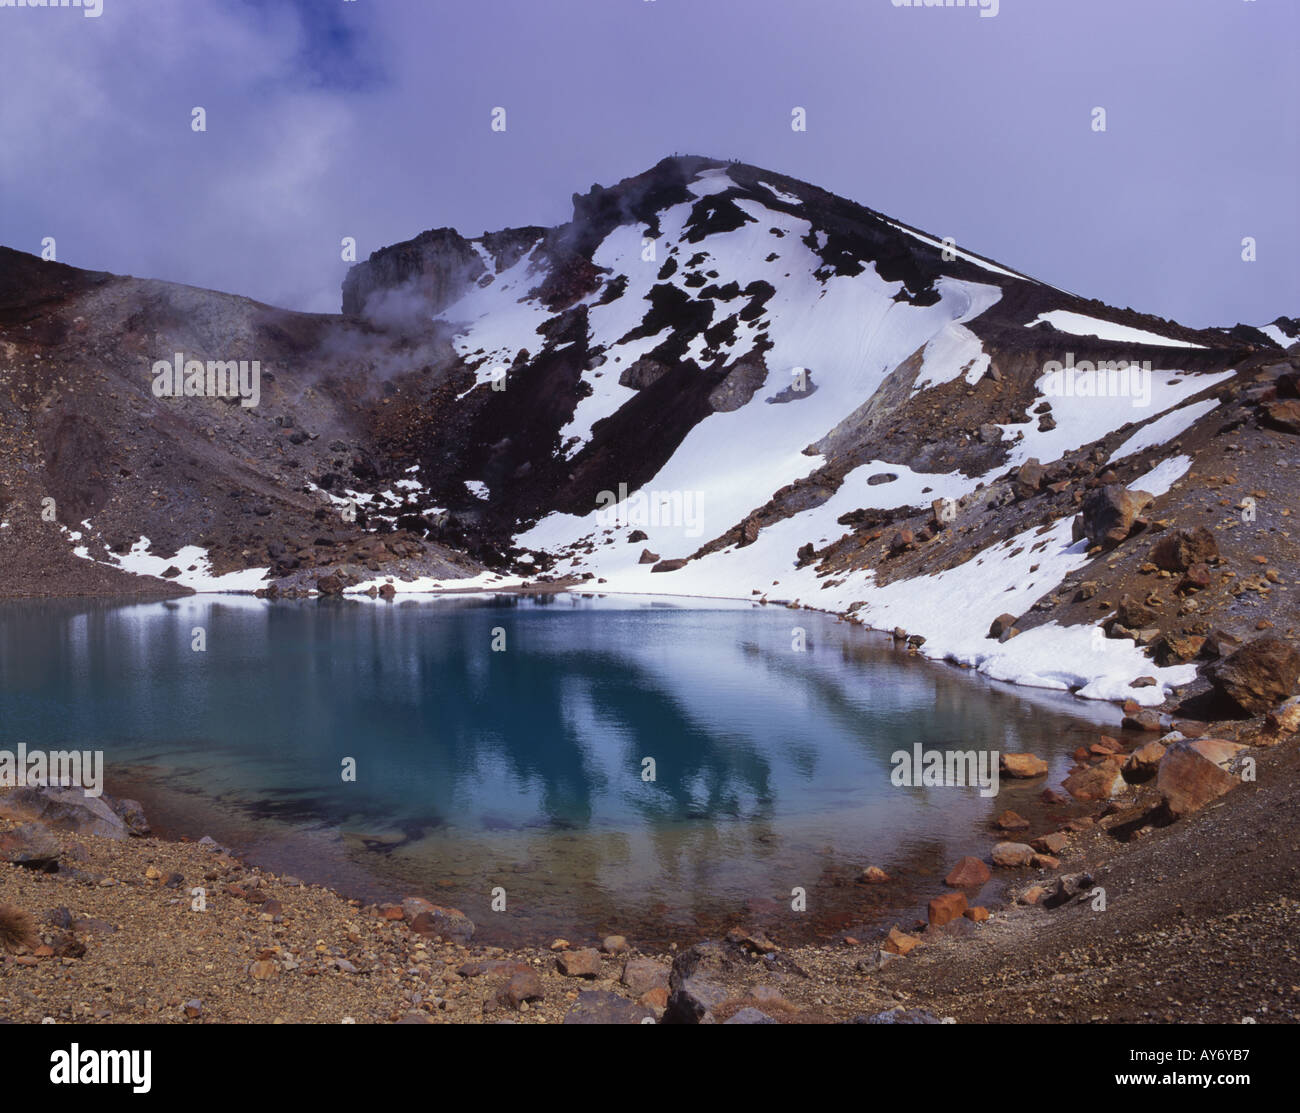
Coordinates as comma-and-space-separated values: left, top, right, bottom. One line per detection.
0, 593, 1115, 945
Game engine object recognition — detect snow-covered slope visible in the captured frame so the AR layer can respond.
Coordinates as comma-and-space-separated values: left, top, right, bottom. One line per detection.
326, 155, 1258, 706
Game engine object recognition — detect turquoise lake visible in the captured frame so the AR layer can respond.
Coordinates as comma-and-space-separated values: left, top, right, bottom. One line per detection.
0, 594, 1115, 945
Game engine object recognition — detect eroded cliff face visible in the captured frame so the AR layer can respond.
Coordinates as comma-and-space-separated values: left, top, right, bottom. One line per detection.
2, 155, 1298, 711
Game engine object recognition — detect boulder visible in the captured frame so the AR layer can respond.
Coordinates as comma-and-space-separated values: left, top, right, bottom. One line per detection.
1157, 739, 1248, 817
0, 822, 61, 871
927, 892, 968, 926
496, 969, 543, 1010
651, 559, 688, 573
556, 948, 602, 978
1000, 753, 1048, 778
1031, 831, 1069, 855
990, 842, 1035, 868
663, 941, 746, 1023
563, 989, 655, 1025
1155, 632, 1207, 666
0, 787, 128, 841
1123, 740, 1167, 783
402, 898, 475, 944
1262, 398, 1300, 434
988, 613, 1018, 640
993, 809, 1029, 831
1078, 485, 1153, 548
1211, 636, 1300, 715
944, 856, 992, 888
1062, 762, 1126, 801
1266, 697, 1300, 735
881, 926, 922, 956
1013, 458, 1047, 500
621, 956, 670, 996
1147, 527, 1218, 572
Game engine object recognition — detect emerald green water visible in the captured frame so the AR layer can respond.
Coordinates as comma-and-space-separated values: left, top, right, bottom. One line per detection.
0, 593, 1111, 945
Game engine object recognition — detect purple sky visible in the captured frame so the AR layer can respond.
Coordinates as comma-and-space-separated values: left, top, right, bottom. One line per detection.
1, 0, 1295, 327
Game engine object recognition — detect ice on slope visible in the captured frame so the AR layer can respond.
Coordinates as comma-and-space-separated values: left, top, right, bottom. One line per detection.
881, 218, 1035, 284
997, 368, 1235, 471
1109, 398, 1220, 462
1259, 323, 1298, 349
1029, 310, 1206, 349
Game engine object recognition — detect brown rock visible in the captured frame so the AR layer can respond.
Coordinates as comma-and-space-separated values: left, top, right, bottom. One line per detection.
993, 809, 1030, 831
1262, 398, 1300, 434
402, 898, 475, 944
640, 986, 669, 1010
1031, 831, 1069, 855
1147, 527, 1219, 572
497, 969, 543, 1009
1155, 632, 1207, 666
1063, 762, 1126, 800
928, 892, 968, 927
651, 559, 688, 573
1212, 636, 1300, 715
991, 842, 1035, 868
988, 613, 1018, 639
1001, 753, 1048, 778
1266, 697, 1300, 734
1079, 485, 1153, 548
881, 927, 922, 956
944, 856, 992, 888
963, 906, 990, 923
621, 956, 670, 996
1123, 740, 1167, 783
1157, 739, 1249, 817
557, 948, 602, 978
860, 865, 891, 884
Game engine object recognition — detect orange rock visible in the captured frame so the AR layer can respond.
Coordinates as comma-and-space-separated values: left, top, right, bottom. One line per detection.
881, 926, 922, 956
927, 892, 968, 927
1157, 739, 1248, 817
944, 856, 992, 888
1000, 753, 1048, 778
1063, 762, 1126, 801
640, 986, 669, 1009
963, 906, 990, 922
1031, 831, 1069, 854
